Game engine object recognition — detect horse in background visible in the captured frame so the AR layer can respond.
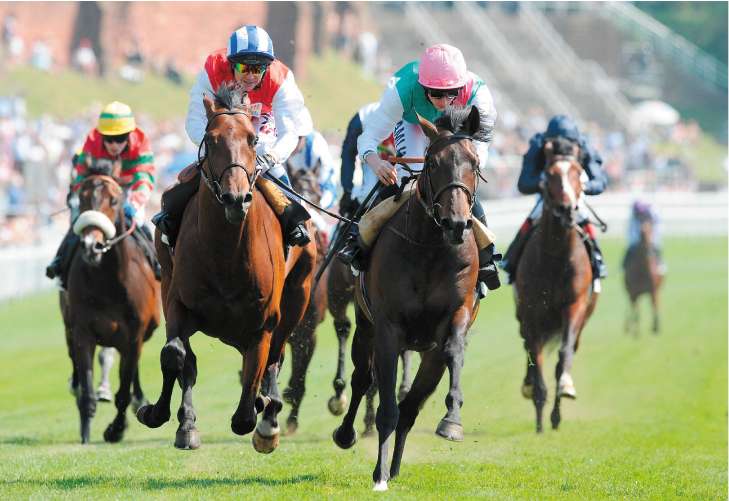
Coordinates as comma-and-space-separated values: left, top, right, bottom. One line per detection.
333, 108, 484, 490
623, 215, 664, 335
63, 165, 160, 443
515, 137, 598, 433
136, 85, 316, 453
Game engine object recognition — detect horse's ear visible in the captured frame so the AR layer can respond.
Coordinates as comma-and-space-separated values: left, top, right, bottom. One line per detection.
543, 140, 555, 166
463, 105, 481, 137
417, 112, 439, 142
203, 94, 216, 119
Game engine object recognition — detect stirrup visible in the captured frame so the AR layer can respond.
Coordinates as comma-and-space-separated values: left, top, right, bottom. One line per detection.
478, 263, 501, 290
288, 223, 311, 247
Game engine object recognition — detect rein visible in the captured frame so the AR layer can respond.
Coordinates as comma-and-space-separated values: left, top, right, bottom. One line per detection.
197, 110, 261, 205
99, 218, 136, 253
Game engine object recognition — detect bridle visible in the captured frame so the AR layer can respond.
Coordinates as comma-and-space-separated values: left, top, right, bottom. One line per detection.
542, 155, 583, 231
196, 110, 261, 205
77, 175, 136, 254
416, 132, 480, 227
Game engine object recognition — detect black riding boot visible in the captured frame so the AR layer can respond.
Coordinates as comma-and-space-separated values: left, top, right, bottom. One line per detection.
46, 228, 80, 288
590, 237, 608, 279
472, 202, 501, 296
133, 222, 162, 280
337, 225, 367, 271
500, 220, 534, 284
281, 201, 311, 247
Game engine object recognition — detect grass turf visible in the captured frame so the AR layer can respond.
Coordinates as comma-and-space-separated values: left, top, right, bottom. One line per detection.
0, 236, 726, 499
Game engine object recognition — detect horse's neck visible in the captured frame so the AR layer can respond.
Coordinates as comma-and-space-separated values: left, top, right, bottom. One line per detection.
539, 208, 576, 255
398, 187, 442, 244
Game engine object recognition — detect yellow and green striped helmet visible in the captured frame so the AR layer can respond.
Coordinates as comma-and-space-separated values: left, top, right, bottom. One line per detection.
97, 101, 136, 136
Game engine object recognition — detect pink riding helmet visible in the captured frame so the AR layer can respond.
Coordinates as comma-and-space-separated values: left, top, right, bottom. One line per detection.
417, 44, 468, 89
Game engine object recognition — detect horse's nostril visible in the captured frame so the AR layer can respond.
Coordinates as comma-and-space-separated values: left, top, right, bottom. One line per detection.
93, 242, 105, 253
243, 192, 253, 204
465, 219, 473, 229
221, 192, 236, 205
441, 218, 452, 229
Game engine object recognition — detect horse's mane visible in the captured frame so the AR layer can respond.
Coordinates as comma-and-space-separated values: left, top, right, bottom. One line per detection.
213, 82, 248, 112
434, 107, 493, 143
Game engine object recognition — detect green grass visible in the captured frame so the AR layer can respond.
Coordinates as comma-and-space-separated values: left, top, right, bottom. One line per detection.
0, 237, 726, 499
0, 53, 382, 132
653, 134, 728, 186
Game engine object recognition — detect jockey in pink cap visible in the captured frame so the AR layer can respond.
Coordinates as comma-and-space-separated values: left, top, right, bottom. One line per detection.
338, 43, 501, 297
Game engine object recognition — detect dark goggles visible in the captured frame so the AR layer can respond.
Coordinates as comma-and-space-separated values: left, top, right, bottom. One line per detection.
102, 133, 130, 144
233, 62, 268, 75
425, 87, 461, 99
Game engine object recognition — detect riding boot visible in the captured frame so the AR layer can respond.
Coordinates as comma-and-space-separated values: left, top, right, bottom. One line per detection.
590, 237, 608, 279
153, 162, 201, 247
46, 228, 80, 289
132, 221, 162, 280
337, 225, 368, 271
472, 203, 501, 295
500, 218, 534, 284
256, 175, 311, 247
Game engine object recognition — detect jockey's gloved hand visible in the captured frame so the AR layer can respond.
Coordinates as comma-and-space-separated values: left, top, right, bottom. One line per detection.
256, 153, 278, 172
123, 202, 137, 220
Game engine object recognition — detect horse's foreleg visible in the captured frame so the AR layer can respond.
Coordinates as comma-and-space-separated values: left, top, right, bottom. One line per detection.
391, 350, 446, 480
136, 303, 192, 431
398, 350, 414, 402
283, 318, 316, 435
131, 366, 148, 413
363, 381, 377, 437
232, 332, 270, 439
436, 314, 468, 442
651, 290, 660, 334
73, 335, 96, 444
103, 347, 134, 443
172, 337, 200, 449
371, 325, 401, 491
334, 310, 373, 449
330, 314, 352, 415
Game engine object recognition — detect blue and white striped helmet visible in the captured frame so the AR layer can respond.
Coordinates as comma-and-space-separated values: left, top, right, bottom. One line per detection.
227, 25, 275, 64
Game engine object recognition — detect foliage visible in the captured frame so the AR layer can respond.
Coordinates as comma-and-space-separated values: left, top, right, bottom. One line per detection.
0, 237, 726, 498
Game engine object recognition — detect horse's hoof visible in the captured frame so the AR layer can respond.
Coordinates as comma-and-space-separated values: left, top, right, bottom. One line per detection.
521, 383, 533, 399
130, 395, 150, 414
435, 419, 463, 442
136, 404, 170, 429
550, 409, 561, 430
103, 420, 127, 443
332, 425, 357, 449
174, 427, 201, 450
328, 394, 347, 416
252, 428, 280, 454
373, 481, 388, 491
285, 418, 298, 436
96, 384, 113, 403
557, 373, 577, 399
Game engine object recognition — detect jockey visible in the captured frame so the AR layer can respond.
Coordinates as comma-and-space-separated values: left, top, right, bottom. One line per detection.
154, 24, 313, 248
624, 200, 666, 274
337, 44, 501, 294
339, 102, 396, 218
286, 130, 337, 242
45, 101, 160, 287
499, 114, 608, 284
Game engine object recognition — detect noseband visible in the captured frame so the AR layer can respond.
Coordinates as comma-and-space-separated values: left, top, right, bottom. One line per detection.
76, 175, 136, 253
197, 110, 261, 205
418, 133, 479, 226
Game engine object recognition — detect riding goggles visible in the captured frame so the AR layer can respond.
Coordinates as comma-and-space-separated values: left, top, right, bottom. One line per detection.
102, 133, 130, 144
233, 62, 268, 75
425, 87, 461, 99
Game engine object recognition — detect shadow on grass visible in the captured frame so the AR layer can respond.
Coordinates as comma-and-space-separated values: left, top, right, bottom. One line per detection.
3, 473, 321, 490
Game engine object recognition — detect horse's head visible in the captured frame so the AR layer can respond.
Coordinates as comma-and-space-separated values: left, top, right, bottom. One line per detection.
542, 137, 583, 228
73, 173, 124, 266
201, 83, 258, 224
288, 164, 322, 204
418, 106, 485, 245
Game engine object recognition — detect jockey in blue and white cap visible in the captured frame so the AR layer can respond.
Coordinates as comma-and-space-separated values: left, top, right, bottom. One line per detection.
175, 24, 314, 246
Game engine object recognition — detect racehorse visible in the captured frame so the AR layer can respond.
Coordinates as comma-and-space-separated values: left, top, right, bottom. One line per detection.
62, 165, 160, 443
333, 107, 484, 490
136, 84, 317, 452
623, 216, 663, 335
283, 167, 414, 436
515, 137, 599, 433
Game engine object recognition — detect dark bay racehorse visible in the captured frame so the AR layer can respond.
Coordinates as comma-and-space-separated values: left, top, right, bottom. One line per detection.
624, 216, 664, 335
515, 137, 599, 433
333, 107, 484, 490
283, 167, 414, 436
63, 168, 160, 443
136, 85, 317, 453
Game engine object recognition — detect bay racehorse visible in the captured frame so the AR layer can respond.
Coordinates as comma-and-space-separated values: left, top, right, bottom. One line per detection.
333, 107, 484, 490
63, 165, 160, 443
515, 137, 599, 433
623, 215, 664, 335
136, 84, 316, 452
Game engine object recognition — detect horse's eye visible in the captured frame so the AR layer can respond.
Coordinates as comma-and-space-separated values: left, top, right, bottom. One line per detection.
110, 197, 119, 207
248, 135, 257, 148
